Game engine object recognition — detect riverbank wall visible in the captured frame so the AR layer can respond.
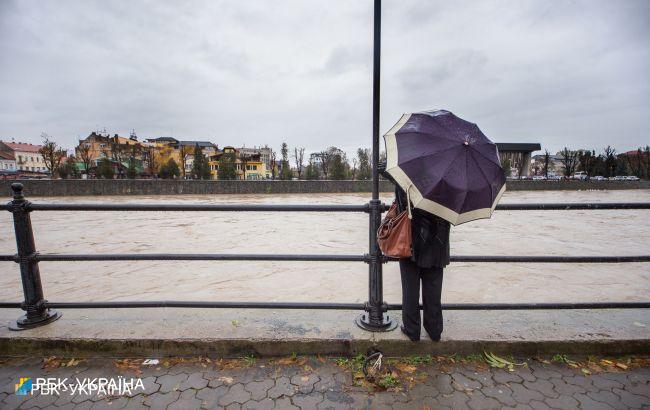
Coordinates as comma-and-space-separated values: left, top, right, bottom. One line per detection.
1, 179, 649, 196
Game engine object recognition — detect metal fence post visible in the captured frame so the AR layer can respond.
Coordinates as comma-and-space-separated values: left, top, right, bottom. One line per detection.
8, 183, 61, 330
355, 0, 396, 332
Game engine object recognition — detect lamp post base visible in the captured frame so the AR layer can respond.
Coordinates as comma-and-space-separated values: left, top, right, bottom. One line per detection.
354, 313, 397, 332
9, 310, 62, 331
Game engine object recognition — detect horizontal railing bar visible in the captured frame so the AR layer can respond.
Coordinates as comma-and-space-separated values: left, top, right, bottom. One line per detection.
1, 253, 647, 263
0, 301, 648, 310
447, 255, 650, 263
24, 203, 370, 212
3, 202, 648, 213
30, 253, 367, 262
495, 202, 650, 210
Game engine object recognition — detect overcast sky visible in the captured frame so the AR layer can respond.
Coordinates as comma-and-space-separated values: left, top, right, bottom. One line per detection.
1, 0, 648, 156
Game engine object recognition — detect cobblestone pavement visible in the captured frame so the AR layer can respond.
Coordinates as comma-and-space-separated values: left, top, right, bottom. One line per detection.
1, 356, 649, 409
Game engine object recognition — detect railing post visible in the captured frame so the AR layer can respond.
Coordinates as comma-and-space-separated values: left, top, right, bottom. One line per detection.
355, 0, 396, 332
7, 183, 61, 330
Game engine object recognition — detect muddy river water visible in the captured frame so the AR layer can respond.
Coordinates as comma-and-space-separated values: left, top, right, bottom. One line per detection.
1, 190, 648, 305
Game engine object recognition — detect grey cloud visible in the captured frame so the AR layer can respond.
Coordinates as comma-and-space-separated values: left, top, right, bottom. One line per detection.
0, 0, 648, 155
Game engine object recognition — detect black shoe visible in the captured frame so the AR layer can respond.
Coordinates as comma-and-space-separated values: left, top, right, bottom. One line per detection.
400, 325, 420, 342
427, 333, 441, 342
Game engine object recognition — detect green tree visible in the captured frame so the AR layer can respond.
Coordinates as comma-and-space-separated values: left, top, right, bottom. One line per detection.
58, 157, 80, 179
330, 152, 348, 180
159, 158, 180, 179
191, 144, 211, 180
305, 160, 320, 180
96, 157, 114, 179
280, 142, 293, 180
218, 151, 237, 180
356, 148, 372, 180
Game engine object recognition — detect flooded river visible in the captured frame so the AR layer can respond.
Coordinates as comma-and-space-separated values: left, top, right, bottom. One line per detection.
1, 190, 649, 305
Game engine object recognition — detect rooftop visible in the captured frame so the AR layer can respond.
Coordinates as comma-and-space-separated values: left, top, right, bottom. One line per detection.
0, 141, 43, 153
0, 151, 15, 160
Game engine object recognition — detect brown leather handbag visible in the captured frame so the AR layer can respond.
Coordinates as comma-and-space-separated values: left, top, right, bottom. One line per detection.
377, 199, 412, 258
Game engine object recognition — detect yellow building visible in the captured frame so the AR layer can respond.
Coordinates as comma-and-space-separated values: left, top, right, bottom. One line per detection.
208, 146, 268, 180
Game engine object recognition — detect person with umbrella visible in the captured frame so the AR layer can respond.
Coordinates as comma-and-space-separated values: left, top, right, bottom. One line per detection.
379, 109, 506, 342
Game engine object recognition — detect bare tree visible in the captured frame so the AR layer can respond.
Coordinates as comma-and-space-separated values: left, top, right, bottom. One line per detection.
145, 146, 158, 177
178, 145, 190, 178
38, 133, 66, 177
603, 146, 617, 178
543, 150, 551, 178
319, 150, 333, 179
77, 142, 93, 176
293, 147, 305, 179
559, 147, 579, 177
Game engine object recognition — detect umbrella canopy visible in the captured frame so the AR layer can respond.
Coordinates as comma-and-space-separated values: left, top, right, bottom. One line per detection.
384, 110, 506, 225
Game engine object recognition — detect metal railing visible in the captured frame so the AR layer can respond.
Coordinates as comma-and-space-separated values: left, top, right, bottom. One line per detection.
2, 182, 650, 331
2, 0, 649, 331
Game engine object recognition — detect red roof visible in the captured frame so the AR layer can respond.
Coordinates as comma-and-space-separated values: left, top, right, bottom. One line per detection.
2, 142, 43, 153
0, 151, 15, 160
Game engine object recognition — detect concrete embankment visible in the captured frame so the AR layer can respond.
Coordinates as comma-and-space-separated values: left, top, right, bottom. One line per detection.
1, 179, 649, 196
0, 308, 648, 357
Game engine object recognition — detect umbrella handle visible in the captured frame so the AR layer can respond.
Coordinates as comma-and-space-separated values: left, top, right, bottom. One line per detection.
406, 184, 413, 220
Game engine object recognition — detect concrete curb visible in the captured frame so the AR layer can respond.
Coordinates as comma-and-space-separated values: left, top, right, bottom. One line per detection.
1, 308, 649, 358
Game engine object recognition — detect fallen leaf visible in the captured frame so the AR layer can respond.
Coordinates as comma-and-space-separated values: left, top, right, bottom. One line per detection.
218, 376, 234, 384
301, 376, 310, 382
615, 363, 628, 370
581, 368, 591, 375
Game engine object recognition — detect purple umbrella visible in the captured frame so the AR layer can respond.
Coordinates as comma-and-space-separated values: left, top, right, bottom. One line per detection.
383, 110, 506, 225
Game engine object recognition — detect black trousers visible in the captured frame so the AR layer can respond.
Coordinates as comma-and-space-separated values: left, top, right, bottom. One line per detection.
399, 258, 444, 341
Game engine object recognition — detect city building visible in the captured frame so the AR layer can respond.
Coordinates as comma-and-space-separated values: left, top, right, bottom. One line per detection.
76, 132, 143, 169
496, 143, 541, 177
238, 145, 273, 170
0, 141, 47, 174
208, 146, 269, 180
0, 151, 17, 174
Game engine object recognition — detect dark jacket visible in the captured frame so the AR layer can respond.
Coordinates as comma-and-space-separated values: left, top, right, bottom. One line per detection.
380, 167, 451, 269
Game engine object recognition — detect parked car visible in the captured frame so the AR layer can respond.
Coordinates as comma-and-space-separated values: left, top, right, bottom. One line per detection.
626, 176, 640, 181
572, 171, 588, 180
614, 175, 628, 181
592, 176, 606, 181
532, 175, 546, 181
549, 175, 564, 181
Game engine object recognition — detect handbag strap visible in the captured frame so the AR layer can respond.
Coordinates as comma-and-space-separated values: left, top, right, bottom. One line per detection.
405, 184, 413, 220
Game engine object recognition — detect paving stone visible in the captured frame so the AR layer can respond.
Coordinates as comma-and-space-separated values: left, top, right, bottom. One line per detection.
74, 401, 95, 410
179, 372, 208, 391
482, 385, 517, 407
529, 400, 551, 410
510, 382, 545, 404
522, 379, 558, 398
317, 390, 354, 409
289, 373, 319, 394
467, 390, 501, 410
291, 392, 324, 408
219, 383, 252, 406
123, 396, 148, 410
529, 365, 563, 380
157, 373, 189, 393
437, 391, 471, 409
276, 396, 299, 409
242, 398, 275, 410
408, 382, 440, 398
143, 391, 181, 408
612, 387, 647, 409
225, 403, 242, 410
586, 390, 624, 408
592, 376, 624, 390
268, 377, 297, 399
564, 375, 598, 392
516, 367, 537, 382
430, 373, 454, 395
245, 379, 275, 401
464, 371, 496, 388
90, 397, 129, 410
624, 380, 650, 398
493, 370, 523, 384
543, 394, 580, 410
20, 391, 59, 409
574, 393, 615, 410
169, 388, 202, 410
196, 385, 229, 408
548, 377, 586, 395
452, 372, 482, 391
